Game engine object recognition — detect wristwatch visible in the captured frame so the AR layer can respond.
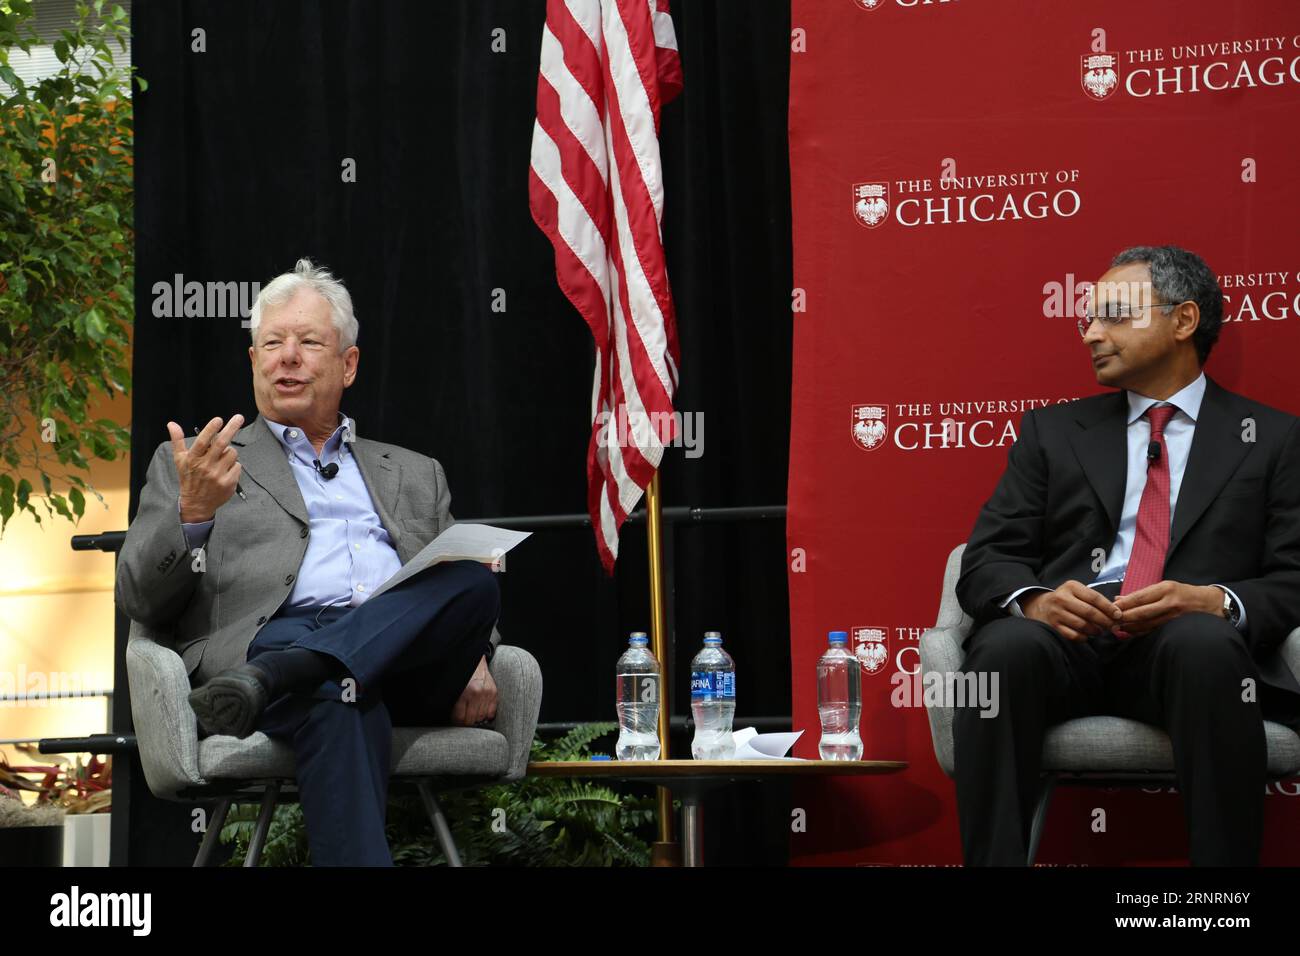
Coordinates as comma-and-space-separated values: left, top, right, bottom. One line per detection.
1217, 587, 1241, 627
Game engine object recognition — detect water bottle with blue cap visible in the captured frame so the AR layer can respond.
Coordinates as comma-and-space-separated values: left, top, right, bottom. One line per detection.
690, 631, 736, 759
817, 630, 862, 760
615, 631, 661, 760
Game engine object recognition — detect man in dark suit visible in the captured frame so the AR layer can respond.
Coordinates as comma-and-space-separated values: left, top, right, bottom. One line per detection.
955, 245, 1300, 865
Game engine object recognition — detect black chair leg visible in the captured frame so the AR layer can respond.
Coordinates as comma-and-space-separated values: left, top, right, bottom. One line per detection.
193, 797, 234, 867
1027, 775, 1057, 865
417, 780, 463, 867
244, 782, 281, 867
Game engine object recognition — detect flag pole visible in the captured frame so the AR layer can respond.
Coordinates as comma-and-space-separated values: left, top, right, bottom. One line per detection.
644, 470, 679, 864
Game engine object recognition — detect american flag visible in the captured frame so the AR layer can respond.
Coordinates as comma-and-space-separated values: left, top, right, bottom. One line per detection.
528, 0, 684, 573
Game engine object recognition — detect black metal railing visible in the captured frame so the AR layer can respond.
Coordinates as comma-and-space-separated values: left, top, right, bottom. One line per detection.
58, 502, 788, 865
69, 502, 792, 741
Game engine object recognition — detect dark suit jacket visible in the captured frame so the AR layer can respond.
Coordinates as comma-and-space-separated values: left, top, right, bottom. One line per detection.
956, 374, 1300, 701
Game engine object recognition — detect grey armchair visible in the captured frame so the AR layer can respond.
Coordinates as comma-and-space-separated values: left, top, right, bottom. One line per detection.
920, 542, 1300, 864
126, 619, 543, 866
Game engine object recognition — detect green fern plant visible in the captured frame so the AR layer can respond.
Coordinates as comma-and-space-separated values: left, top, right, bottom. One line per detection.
218, 801, 309, 868
219, 724, 672, 866
547, 721, 617, 760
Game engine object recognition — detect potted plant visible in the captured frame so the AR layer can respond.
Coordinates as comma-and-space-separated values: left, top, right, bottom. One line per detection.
2, 747, 111, 865
219, 724, 669, 866
0, 754, 66, 865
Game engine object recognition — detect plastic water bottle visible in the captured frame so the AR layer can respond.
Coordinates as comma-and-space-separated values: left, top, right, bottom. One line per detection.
616, 632, 661, 760
817, 630, 863, 760
690, 631, 736, 759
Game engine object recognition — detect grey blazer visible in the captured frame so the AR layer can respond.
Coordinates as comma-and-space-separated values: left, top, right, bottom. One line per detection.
115, 413, 502, 686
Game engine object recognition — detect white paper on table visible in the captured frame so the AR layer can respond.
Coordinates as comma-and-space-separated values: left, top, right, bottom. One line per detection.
730, 726, 807, 761
412, 523, 531, 565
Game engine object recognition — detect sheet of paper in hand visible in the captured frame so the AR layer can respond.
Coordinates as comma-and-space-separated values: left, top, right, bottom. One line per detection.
370, 523, 532, 599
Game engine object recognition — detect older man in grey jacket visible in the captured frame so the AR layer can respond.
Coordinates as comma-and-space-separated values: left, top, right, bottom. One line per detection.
115, 259, 503, 865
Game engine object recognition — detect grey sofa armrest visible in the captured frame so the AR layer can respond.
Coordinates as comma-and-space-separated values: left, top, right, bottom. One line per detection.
920, 544, 1300, 781
487, 645, 543, 781
934, 543, 973, 633
919, 544, 974, 779
125, 621, 205, 800
920, 625, 965, 779
1279, 627, 1300, 689
126, 619, 541, 793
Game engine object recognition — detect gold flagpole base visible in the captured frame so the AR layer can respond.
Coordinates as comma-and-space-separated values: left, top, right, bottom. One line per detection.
650, 838, 681, 867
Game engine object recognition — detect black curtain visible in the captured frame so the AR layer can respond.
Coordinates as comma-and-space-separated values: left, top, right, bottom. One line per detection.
131, 0, 793, 863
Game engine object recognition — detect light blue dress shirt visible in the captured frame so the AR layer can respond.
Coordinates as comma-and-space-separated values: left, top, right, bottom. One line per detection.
177, 413, 404, 608
1002, 371, 1247, 630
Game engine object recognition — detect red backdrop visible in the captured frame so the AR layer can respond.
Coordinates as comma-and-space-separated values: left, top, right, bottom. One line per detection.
786, 0, 1300, 865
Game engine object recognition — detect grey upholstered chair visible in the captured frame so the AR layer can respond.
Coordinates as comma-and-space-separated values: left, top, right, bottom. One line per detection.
126, 619, 543, 866
921, 542, 1300, 864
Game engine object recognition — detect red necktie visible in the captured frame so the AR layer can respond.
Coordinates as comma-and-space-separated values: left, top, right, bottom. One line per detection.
1114, 404, 1177, 639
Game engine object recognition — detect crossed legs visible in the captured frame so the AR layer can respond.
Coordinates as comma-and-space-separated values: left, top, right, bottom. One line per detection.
240, 559, 500, 865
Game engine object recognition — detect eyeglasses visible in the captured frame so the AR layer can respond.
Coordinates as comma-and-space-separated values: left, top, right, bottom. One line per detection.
1076, 299, 1181, 339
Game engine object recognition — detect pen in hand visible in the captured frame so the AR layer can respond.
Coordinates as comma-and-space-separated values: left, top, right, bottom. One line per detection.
193, 425, 248, 500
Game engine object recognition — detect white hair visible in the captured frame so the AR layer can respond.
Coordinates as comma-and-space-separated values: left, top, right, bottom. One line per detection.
248, 258, 358, 352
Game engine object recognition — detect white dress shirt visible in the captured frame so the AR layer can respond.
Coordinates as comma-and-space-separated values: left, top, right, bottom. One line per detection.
176, 413, 403, 608
1002, 371, 1246, 630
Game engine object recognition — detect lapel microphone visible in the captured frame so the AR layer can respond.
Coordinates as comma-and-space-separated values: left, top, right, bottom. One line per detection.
1147, 441, 1161, 462
313, 459, 340, 480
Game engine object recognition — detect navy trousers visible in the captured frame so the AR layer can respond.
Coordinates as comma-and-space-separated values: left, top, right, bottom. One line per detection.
243, 559, 500, 866
953, 582, 1278, 866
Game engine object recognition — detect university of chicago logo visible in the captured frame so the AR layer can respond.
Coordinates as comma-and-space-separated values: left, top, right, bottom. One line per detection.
852, 403, 888, 451
853, 627, 889, 676
1081, 52, 1120, 100
852, 182, 890, 228
852, 0, 884, 10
